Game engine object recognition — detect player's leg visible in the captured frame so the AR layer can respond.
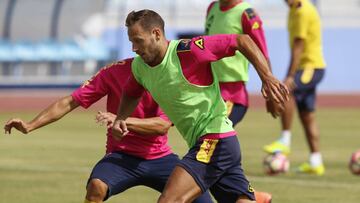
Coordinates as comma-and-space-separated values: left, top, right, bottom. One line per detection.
297, 68, 324, 154
263, 95, 295, 154
297, 110, 324, 175
276, 95, 296, 150
224, 83, 249, 127
299, 111, 319, 154
254, 191, 272, 203
141, 153, 213, 203
264, 69, 305, 155
210, 170, 256, 203
158, 166, 203, 203
159, 135, 249, 203
281, 95, 295, 133
84, 152, 144, 202
227, 101, 248, 127
208, 136, 255, 203
295, 69, 325, 175
169, 135, 254, 203
86, 179, 108, 202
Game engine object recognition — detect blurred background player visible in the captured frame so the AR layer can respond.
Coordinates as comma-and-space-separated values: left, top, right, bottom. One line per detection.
4, 60, 213, 203
263, 0, 326, 176
112, 9, 288, 203
205, 2, 275, 201
205, 0, 281, 125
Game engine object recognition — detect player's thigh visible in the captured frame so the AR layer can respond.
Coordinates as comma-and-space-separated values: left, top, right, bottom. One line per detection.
293, 69, 325, 91
144, 153, 214, 203
159, 166, 203, 203
293, 69, 324, 111
210, 166, 255, 203
228, 103, 248, 126
192, 191, 214, 203
141, 153, 180, 192
88, 152, 144, 198
177, 135, 248, 201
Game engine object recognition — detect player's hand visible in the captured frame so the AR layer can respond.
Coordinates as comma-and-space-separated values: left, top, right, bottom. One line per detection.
111, 119, 129, 141
261, 75, 289, 104
95, 111, 116, 128
4, 118, 30, 134
266, 100, 284, 118
284, 76, 296, 91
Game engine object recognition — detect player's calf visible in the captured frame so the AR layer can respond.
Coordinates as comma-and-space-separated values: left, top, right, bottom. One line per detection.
85, 178, 108, 203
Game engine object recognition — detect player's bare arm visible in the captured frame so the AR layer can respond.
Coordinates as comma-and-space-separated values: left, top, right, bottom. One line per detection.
235, 34, 289, 103
241, 13, 282, 118
285, 37, 304, 90
264, 57, 284, 118
96, 111, 171, 135
112, 93, 141, 140
4, 95, 79, 134
125, 117, 172, 135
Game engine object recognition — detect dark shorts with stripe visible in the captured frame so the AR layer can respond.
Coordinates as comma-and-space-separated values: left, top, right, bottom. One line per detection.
88, 151, 213, 202
177, 135, 255, 203
225, 101, 248, 126
293, 68, 325, 112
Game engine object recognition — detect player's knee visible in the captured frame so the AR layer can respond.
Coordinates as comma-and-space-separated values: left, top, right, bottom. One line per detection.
158, 193, 188, 203
86, 179, 108, 202
235, 195, 256, 203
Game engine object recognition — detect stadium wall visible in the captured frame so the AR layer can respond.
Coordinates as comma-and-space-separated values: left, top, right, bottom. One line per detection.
0, 89, 359, 113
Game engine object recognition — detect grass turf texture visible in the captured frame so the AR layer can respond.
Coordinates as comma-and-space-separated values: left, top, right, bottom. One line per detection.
1, 108, 359, 203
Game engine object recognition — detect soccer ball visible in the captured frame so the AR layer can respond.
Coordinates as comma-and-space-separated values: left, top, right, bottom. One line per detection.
349, 149, 360, 175
263, 153, 289, 175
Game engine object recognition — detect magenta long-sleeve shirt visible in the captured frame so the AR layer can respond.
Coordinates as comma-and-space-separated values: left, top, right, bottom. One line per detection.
72, 59, 172, 159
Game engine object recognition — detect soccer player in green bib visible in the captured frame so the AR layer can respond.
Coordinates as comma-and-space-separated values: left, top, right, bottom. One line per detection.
205, 0, 280, 125
112, 10, 289, 203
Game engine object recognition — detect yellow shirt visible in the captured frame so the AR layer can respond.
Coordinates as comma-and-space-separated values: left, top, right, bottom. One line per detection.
288, 0, 326, 69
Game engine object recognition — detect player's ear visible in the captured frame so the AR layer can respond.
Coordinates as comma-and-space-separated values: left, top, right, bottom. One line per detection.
152, 28, 161, 41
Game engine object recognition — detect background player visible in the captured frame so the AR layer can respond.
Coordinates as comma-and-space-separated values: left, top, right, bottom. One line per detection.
263, 0, 326, 176
205, 0, 282, 125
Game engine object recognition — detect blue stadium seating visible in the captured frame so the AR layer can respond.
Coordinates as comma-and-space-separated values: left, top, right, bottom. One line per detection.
36, 39, 63, 62
0, 39, 16, 62
60, 39, 88, 61
82, 37, 110, 61
13, 40, 41, 62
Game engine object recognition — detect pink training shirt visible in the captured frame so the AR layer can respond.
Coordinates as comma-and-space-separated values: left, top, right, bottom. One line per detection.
125, 34, 241, 139
207, 1, 270, 106
72, 59, 172, 159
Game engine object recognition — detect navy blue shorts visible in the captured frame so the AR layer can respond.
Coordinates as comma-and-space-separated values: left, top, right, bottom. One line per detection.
88, 151, 213, 202
178, 136, 255, 203
226, 102, 248, 126
293, 69, 325, 112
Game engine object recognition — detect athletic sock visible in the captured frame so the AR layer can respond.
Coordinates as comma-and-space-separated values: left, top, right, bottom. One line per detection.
310, 152, 323, 167
279, 130, 291, 147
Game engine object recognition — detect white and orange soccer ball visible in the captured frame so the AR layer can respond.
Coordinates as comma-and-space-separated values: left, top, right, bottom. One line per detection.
349, 149, 360, 175
263, 153, 289, 175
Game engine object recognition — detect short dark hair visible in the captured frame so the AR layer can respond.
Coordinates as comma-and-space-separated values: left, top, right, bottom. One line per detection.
125, 9, 165, 33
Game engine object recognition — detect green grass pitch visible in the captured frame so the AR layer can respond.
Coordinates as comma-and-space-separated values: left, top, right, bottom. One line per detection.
1, 108, 359, 203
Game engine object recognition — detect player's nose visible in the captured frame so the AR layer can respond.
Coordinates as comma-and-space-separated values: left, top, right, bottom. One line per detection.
132, 44, 138, 52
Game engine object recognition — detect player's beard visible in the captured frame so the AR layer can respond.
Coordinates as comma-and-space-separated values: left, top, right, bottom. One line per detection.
144, 40, 162, 66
